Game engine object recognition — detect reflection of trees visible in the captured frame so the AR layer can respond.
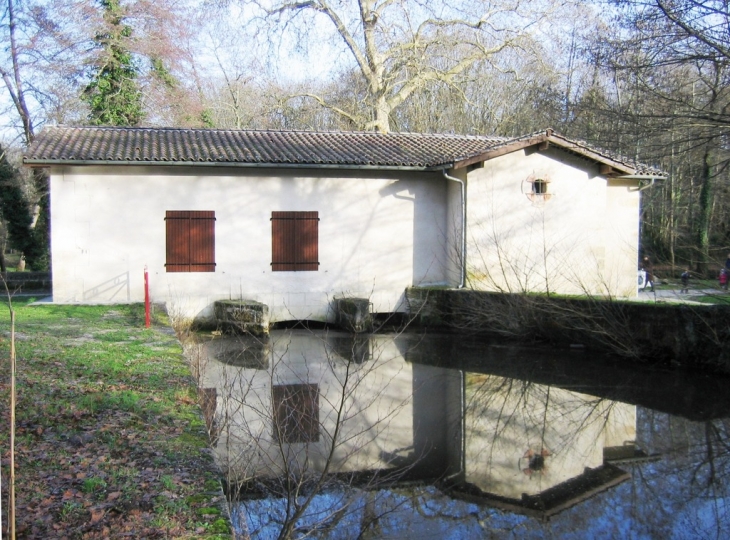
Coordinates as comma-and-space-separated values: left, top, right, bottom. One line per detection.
463, 372, 636, 500
201, 330, 430, 539
630, 411, 730, 539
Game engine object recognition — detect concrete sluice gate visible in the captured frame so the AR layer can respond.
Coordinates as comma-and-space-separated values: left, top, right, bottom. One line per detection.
213, 296, 374, 336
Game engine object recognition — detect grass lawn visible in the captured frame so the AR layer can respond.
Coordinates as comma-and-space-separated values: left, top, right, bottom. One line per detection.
0, 300, 229, 538
694, 293, 730, 305
655, 278, 719, 290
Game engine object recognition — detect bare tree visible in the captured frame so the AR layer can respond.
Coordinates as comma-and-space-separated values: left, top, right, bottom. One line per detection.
0, 0, 90, 268
634, 411, 730, 538
576, 1, 730, 270
0, 0, 95, 141
0, 0, 210, 135
239, 0, 562, 132
1, 275, 17, 539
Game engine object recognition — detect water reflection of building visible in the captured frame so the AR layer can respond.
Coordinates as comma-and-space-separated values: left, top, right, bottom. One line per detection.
199, 330, 648, 519
200, 330, 462, 485
455, 373, 642, 519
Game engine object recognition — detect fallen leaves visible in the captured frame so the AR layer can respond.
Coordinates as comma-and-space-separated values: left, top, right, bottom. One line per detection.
89, 507, 106, 524
0, 303, 227, 539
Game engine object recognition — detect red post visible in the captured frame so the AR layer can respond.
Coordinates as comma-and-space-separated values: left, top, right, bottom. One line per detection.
144, 266, 150, 328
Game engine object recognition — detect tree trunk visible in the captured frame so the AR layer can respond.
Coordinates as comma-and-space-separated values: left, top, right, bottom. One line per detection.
696, 146, 712, 275
4, 0, 34, 146
373, 94, 390, 133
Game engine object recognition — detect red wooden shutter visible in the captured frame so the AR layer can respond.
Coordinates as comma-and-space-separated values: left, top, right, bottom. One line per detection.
271, 211, 319, 271
297, 211, 319, 271
165, 211, 215, 272
166, 212, 190, 272
188, 211, 216, 272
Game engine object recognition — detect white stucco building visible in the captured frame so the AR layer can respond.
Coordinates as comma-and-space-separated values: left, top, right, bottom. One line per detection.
24, 127, 663, 323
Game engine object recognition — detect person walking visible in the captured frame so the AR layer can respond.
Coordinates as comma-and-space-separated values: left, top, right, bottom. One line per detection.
642, 256, 655, 292
680, 269, 691, 294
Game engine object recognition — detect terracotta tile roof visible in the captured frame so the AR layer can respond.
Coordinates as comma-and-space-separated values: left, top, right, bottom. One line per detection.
461, 129, 666, 177
24, 126, 507, 169
24, 126, 665, 176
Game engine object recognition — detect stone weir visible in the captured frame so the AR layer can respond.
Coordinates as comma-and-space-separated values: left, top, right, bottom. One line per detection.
406, 288, 730, 374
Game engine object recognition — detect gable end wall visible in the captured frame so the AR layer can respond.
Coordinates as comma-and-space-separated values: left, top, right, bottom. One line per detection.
465, 149, 640, 297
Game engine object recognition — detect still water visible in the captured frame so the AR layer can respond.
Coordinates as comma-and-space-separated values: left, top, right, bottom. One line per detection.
195, 329, 730, 539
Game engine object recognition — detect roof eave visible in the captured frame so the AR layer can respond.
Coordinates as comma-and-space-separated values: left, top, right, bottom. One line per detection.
545, 134, 640, 176
617, 173, 667, 180
23, 159, 447, 172
451, 131, 664, 178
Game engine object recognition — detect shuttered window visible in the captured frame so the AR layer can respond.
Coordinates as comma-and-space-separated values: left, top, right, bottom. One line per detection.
272, 384, 320, 443
271, 211, 319, 271
165, 211, 216, 272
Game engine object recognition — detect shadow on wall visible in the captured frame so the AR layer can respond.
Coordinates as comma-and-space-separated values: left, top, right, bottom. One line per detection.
378, 176, 448, 287
83, 272, 130, 302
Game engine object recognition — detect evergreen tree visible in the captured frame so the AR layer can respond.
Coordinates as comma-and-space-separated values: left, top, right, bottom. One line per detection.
0, 147, 48, 270
83, 0, 144, 126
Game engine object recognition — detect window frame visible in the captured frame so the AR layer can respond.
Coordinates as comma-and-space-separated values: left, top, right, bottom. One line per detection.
532, 178, 549, 195
523, 174, 553, 204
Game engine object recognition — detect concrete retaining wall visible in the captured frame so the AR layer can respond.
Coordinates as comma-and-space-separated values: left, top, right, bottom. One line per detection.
406, 288, 730, 373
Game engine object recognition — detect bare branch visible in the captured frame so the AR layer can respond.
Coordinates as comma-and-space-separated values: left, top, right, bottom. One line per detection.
655, 0, 730, 61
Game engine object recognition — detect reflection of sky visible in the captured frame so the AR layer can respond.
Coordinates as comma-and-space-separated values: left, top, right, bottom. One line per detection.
237, 445, 729, 539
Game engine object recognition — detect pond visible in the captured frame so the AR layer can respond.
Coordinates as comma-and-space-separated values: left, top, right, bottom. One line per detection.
193, 329, 730, 539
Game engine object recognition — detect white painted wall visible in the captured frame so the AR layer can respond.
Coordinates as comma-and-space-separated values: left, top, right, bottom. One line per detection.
49, 150, 642, 322
464, 148, 641, 297
445, 169, 467, 287
50, 165, 451, 322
